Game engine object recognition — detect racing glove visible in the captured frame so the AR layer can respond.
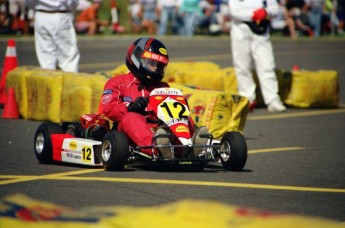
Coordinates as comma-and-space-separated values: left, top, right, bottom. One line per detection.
127, 97, 148, 115
252, 8, 267, 23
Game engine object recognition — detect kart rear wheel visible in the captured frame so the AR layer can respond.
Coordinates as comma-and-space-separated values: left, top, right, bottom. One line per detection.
34, 122, 63, 164
219, 132, 247, 171
101, 131, 129, 171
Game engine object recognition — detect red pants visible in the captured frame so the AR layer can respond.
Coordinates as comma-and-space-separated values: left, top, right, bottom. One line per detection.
117, 112, 155, 149
117, 112, 195, 156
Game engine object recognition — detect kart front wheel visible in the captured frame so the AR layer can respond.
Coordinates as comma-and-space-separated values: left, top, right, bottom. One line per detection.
34, 122, 63, 164
219, 132, 247, 171
101, 131, 129, 171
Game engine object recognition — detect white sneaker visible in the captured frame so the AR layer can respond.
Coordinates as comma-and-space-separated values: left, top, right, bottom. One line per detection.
155, 126, 174, 159
192, 126, 209, 157
267, 101, 287, 112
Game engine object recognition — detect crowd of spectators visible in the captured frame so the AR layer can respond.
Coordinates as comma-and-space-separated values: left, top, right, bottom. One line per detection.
1, 0, 344, 38
271, 0, 345, 38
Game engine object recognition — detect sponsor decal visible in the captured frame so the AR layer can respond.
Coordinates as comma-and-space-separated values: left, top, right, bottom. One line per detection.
143, 52, 152, 58
66, 152, 81, 160
141, 51, 168, 64
102, 89, 112, 95
176, 97, 184, 101
102, 94, 112, 104
154, 90, 179, 95
167, 118, 188, 125
175, 126, 189, 133
179, 161, 192, 165
159, 48, 168, 55
154, 96, 163, 100
123, 96, 132, 102
69, 141, 77, 150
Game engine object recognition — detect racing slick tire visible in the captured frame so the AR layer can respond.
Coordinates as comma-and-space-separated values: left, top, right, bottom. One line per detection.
219, 131, 247, 171
62, 122, 85, 138
101, 131, 129, 171
34, 122, 64, 164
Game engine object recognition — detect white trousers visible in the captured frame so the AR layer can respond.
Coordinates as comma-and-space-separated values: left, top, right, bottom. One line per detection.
34, 11, 80, 72
230, 21, 280, 105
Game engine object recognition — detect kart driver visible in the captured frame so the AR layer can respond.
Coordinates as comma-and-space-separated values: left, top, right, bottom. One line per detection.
101, 37, 207, 159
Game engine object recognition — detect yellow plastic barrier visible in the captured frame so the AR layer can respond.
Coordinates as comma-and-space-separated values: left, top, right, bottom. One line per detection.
170, 83, 249, 138
285, 70, 339, 108
6, 66, 33, 119
61, 72, 93, 122
6, 67, 109, 122
60, 86, 92, 122
109, 64, 130, 77
90, 75, 108, 114
60, 73, 107, 121
168, 61, 221, 72
221, 67, 238, 93
166, 66, 238, 93
1, 194, 343, 228
26, 70, 63, 123
165, 61, 221, 83
4, 65, 247, 136
203, 93, 249, 138
178, 69, 224, 91
5, 64, 339, 127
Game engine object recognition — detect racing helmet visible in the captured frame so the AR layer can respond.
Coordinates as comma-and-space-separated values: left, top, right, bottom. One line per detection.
126, 37, 169, 85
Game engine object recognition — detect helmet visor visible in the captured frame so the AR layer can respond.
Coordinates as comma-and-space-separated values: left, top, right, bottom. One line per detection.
140, 58, 167, 75
140, 51, 168, 75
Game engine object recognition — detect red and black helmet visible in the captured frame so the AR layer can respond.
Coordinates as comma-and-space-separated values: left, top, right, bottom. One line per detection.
126, 37, 169, 85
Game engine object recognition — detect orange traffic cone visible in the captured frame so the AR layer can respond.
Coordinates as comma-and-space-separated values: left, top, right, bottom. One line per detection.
2, 87, 19, 119
0, 39, 18, 106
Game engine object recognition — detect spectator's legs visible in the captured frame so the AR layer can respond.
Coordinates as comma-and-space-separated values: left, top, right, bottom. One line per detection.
183, 11, 199, 36
158, 7, 169, 35
142, 19, 156, 34
34, 12, 58, 70
9, 0, 27, 34
283, 8, 297, 39
308, 6, 323, 37
56, 13, 79, 72
252, 33, 280, 106
87, 21, 97, 35
169, 7, 178, 35
176, 13, 185, 35
142, 10, 157, 35
336, 7, 345, 34
230, 22, 256, 103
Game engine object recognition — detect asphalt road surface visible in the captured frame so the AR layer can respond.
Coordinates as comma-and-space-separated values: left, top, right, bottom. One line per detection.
0, 36, 344, 222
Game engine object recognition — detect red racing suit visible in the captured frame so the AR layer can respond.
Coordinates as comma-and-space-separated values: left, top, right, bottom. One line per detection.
101, 72, 195, 155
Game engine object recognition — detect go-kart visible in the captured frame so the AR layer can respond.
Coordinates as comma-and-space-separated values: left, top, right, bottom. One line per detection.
34, 88, 247, 171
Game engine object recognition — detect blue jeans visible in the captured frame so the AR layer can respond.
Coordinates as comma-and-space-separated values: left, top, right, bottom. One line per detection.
181, 11, 200, 36
158, 6, 178, 35
308, 6, 323, 37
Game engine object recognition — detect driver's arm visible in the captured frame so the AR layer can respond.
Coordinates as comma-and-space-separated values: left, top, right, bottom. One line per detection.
101, 77, 129, 123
